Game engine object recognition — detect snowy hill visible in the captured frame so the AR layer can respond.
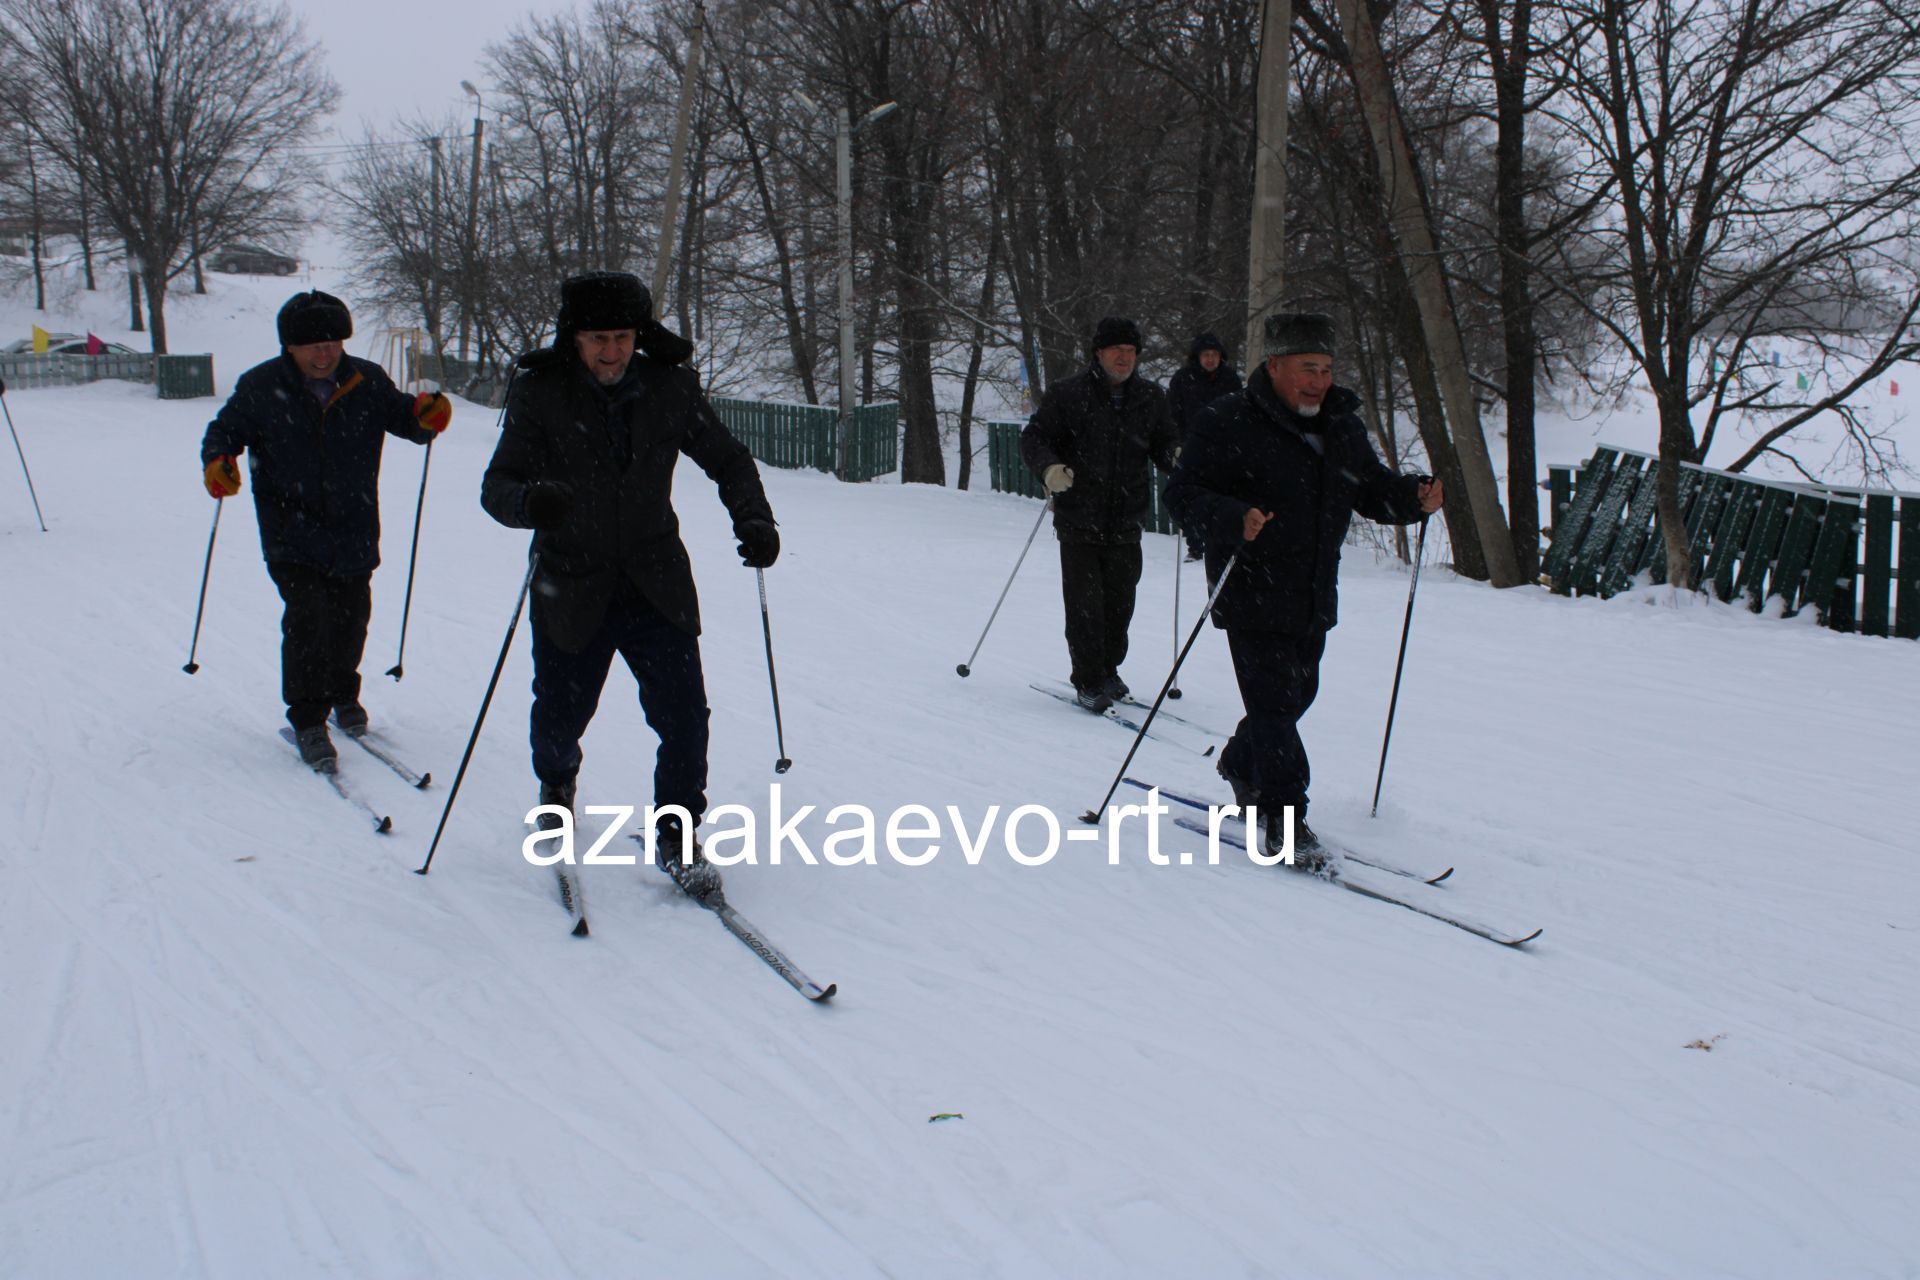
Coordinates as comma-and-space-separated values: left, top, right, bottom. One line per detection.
2, 269, 1919, 1276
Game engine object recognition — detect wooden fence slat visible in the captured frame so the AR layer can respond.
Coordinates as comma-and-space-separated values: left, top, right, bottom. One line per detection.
1861, 494, 1895, 637
1768, 496, 1826, 615
1897, 498, 1920, 640
1542, 448, 1621, 589
1806, 498, 1863, 630
1568, 455, 1646, 595
1735, 488, 1794, 610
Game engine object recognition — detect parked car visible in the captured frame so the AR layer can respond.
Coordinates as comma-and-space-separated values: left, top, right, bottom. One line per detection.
210, 244, 300, 275
48, 338, 140, 357
3, 333, 80, 354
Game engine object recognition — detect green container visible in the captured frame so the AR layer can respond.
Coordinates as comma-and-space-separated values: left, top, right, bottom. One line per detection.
156, 354, 215, 399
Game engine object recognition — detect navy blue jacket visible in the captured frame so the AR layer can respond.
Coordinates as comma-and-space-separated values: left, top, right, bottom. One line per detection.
1165, 353, 1244, 440
1164, 374, 1425, 635
480, 347, 773, 649
1019, 364, 1179, 545
201, 354, 432, 575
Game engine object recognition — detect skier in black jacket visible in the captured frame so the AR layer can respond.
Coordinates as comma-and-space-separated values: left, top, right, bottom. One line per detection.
1019, 316, 1179, 712
1164, 332, 1244, 561
481, 271, 776, 899
1164, 312, 1441, 867
200, 290, 451, 767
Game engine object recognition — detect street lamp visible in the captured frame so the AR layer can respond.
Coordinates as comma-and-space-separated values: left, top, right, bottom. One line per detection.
796, 94, 898, 480
459, 80, 485, 363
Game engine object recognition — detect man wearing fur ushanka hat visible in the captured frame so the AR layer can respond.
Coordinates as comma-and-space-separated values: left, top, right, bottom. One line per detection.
482, 271, 778, 908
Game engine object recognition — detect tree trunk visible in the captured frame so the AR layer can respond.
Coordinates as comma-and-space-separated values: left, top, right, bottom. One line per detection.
955, 232, 1000, 493
141, 259, 169, 354
1655, 400, 1695, 588
1337, 0, 1523, 588
1482, 0, 1541, 580
128, 258, 144, 332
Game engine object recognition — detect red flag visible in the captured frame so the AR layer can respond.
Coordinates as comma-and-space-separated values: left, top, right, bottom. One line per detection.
85, 332, 104, 355
1893, 380, 1901, 397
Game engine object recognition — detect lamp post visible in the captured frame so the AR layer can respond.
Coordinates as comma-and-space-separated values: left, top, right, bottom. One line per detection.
459, 81, 485, 363
798, 95, 897, 479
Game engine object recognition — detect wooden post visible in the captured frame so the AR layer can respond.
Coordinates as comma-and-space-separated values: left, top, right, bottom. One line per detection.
1244, 0, 1292, 367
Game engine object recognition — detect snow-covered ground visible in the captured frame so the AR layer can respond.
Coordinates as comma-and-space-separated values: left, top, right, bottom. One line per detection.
3, 265, 1919, 1277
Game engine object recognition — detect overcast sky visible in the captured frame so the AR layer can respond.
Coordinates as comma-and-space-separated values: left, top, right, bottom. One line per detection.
302, 0, 506, 136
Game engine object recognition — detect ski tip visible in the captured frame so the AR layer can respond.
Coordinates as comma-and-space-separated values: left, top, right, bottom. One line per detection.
374, 815, 393, 834
1203, 744, 1217, 757
415, 773, 433, 789
571, 917, 591, 938
808, 982, 837, 1002
1508, 927, 1543, 947
1428, 867, 1455, 884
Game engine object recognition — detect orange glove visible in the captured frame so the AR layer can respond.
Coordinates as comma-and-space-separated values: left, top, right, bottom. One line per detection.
204, 455, 241, 498
413, 391, 451, 433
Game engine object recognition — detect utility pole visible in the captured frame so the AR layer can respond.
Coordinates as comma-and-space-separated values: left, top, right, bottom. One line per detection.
652, 10, 705, 312
460, 83, 485, 362
1244, 0, 1292, 367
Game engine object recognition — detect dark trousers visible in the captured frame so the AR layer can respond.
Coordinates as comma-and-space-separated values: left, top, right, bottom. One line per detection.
1059, 540, 1142, 689
266, 562, 372, 730
529, 582, 710, 821
1219, 627, 1328, 815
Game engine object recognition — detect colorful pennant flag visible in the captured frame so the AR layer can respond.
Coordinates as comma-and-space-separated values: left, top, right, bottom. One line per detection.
31, 324, 51, 354
1796, 372, 1810, 390
85, 333, 104, 355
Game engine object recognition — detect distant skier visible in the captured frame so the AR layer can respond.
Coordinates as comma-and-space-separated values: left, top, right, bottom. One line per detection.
1019, 316, 1179, 713
199, 290, 451, 767
1163, 312, 1441, 868
1163, 332, 1243, 562
481, 271, 778, 901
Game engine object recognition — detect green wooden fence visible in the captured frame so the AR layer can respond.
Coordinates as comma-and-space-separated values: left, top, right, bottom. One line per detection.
1546, 445, 1919, 639
0, 351, 215, 398
984, 419, 1181, 535
712, 397, 899, 482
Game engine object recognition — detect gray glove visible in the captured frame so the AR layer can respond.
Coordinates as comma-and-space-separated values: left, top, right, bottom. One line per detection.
1043, 464, 1074, 494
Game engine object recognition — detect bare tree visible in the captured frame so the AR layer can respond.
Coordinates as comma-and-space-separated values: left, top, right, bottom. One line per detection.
1, 0, 335, 352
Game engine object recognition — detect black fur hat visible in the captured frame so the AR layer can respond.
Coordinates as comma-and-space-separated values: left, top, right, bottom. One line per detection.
553, 271, 693, 365
1262, 312, 1336, 360
277, 290, 352, 347
1090, 315, 1143, 353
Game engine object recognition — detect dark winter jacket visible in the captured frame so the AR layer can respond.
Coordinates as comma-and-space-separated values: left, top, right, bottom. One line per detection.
1020, 364, 1179, 544
1164, 334, 1244, 438
1163, 373, 1426, 635
480, 346, 773, 650
201, 354, 433, 575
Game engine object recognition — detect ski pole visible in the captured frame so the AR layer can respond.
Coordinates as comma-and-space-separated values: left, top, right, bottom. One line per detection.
385, 438, 432, 680
1371, 516, 1430, 817
757, 567, 793, 773
0, 379, 48, 532
417, 553, 540, 876
182, 499, 223, 674
1079, 553, 1238, 823
956, 497, 1051, 677
1169, 534, 1184, 700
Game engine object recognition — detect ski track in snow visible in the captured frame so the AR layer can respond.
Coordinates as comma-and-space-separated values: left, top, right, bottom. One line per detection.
3, 275, 1919, 1276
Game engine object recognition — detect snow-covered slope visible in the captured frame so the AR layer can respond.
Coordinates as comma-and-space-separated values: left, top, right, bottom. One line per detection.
2, 272, 1918, 1277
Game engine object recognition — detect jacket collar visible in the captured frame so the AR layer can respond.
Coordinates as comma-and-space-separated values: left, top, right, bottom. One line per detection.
1247, 371, 1358, 429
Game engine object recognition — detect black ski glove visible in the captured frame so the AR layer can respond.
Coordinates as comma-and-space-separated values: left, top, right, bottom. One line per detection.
523, 481, 573, 531
735, 518, 780, 568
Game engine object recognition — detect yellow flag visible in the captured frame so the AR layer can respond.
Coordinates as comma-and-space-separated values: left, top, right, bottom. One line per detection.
31, 324, 51, 354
